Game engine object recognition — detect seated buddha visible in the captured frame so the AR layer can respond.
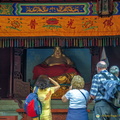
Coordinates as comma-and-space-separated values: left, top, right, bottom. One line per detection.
32, 46, 80, 99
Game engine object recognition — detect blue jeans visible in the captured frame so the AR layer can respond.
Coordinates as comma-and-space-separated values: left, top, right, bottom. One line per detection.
66, 108, 89, 120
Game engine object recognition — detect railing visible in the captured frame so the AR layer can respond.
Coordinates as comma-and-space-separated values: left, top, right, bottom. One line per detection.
0, 116, 18, 120
16, 108, 90, 120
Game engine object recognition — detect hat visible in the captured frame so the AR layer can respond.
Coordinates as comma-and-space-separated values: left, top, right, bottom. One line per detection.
109, 66, 119, 74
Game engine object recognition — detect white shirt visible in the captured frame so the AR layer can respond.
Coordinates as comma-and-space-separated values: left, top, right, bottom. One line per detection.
65, 89, 89, 108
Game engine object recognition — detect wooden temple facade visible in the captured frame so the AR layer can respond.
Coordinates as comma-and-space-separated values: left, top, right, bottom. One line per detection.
0, 0, 120, 100
0, 0, 120, 120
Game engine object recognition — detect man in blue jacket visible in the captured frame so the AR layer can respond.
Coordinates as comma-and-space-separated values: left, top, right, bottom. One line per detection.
90, 61, 119, 120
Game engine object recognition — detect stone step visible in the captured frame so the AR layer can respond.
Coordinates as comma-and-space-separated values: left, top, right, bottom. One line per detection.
0, 100, 19, 111
0, 100, 69, 110
0, 100, 94, 110
0, 111, 18, 116
0, 100, 18, 105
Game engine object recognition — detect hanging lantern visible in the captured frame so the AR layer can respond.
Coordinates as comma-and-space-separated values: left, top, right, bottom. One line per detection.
97, 0, 113, 17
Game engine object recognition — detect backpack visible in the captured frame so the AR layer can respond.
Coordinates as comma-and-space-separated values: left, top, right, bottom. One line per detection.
100, 73, 120, 109
24, 86, 42, 118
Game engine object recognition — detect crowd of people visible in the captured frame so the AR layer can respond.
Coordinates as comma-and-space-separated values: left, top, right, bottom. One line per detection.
31, 47, 120, 120
90, 61, 120, 120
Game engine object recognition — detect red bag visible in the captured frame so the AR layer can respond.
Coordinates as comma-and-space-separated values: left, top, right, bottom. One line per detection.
24, 87, 42, 118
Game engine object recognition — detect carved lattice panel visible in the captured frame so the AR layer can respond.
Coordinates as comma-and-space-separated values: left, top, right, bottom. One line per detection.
14, 56, 21, 72
14, 79, 30, 99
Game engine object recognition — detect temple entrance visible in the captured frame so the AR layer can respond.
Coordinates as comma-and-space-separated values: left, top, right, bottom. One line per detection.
26, 48, 91, 99
0, 46, 120, 99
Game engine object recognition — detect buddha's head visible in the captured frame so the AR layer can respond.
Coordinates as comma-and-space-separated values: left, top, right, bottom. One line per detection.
53, 46, 62, 58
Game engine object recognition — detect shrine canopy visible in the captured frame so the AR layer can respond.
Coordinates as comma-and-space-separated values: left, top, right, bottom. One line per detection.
0, 2, 120, 48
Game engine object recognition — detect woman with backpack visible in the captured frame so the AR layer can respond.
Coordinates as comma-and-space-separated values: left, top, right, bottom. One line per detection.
33, 75, 60, 120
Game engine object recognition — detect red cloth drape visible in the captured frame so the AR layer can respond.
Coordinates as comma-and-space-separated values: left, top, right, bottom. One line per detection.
32, 64, 79, 80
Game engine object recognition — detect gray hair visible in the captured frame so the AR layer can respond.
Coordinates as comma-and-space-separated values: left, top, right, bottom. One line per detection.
109, 66, 119, 75
96, 61, 107, 69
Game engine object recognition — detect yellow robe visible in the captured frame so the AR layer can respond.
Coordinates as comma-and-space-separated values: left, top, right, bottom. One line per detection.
33, 87, 55, 120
